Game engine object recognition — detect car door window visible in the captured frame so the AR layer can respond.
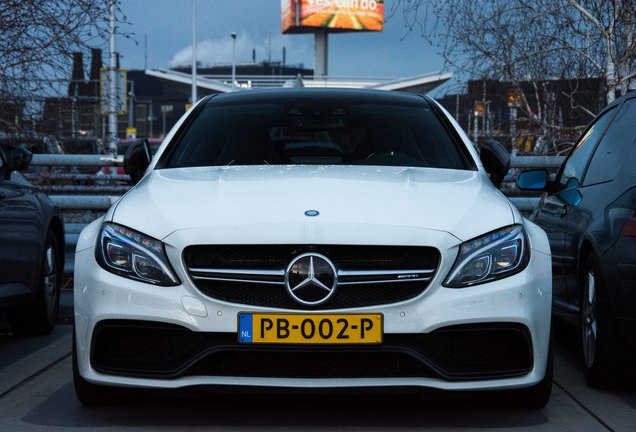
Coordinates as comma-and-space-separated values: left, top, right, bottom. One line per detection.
559, 107, 616, 188
584, 99, 636, 185
0, 148, 6, 179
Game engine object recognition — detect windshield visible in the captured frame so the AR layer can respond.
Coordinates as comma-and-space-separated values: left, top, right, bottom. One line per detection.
162, 99, 471, 170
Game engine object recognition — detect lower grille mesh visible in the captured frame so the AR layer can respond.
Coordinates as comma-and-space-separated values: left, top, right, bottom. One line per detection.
189, 350, 435, 378
91, 320, 533, 381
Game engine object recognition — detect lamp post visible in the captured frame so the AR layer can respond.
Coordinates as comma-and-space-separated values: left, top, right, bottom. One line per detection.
106, 0, 118, 161
231, 32, 237, 90
191, 0, 197, 103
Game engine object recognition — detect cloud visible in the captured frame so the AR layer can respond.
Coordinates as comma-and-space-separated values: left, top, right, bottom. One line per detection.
170, 33, 306, 67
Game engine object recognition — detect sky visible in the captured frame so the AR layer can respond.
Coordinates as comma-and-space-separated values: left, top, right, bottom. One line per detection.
115, 0, 455, 95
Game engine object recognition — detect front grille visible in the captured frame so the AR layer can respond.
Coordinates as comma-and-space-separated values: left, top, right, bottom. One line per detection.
183, 245, 439, 309
91, 320, 533, 381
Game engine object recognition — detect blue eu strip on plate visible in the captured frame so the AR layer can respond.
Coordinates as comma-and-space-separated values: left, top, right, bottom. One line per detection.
239, 313, 253, 343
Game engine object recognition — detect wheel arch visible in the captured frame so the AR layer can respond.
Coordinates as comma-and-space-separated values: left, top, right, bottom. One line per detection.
48, 216, 65, 274
578, 241, 595, 280
578, 241, 618, 314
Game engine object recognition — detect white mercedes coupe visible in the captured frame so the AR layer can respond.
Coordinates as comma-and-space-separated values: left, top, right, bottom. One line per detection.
73, 89, 552, 407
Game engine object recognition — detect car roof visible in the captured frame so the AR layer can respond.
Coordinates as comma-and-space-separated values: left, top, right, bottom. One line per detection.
204, 88, 429, 107
597, 90, 636, 115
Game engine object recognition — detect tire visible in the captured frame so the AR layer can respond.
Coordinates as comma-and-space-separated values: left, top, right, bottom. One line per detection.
579, 254, 627, 388
73, 328, 135, 406
8, 229, 62, 336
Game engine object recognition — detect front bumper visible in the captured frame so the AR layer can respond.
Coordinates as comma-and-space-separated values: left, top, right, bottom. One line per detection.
74, 239, 552, 392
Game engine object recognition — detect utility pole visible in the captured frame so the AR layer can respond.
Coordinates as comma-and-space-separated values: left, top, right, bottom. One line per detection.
510, 107, 517, 155
128, 80, 135, 129
231, 33, 237, 90
473, 100, 485, 145
144, 34, 147, 70
455, 93, 459, 121
107, 0, 118, 157
149, 99, 154, 138
482, 81, 486, 136
507, 91, 521, 155
315, 29, 328, 77
71, 81, 78, 138
191, 0, 197, 104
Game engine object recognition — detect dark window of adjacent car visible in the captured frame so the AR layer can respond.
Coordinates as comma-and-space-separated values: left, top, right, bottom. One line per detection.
584, 99, 636, 186
0, 148, 6, 178
558, 106, 617, 188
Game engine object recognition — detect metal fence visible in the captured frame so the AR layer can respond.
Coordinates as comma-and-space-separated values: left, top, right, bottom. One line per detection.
28, 154, 564, 276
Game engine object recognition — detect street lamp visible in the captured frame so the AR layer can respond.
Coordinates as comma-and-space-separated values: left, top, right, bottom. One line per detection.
231, 32, 237, 90
191, 0, 197, 103
107, 0, 118, 158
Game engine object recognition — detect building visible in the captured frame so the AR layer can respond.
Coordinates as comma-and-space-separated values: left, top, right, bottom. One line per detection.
437, 78, 605, 154
39, 50, 452, 144
40, 50, 103, 143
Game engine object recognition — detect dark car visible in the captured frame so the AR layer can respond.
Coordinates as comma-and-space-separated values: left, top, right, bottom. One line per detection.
518, 90, 636, 387
0, 145, 65, 335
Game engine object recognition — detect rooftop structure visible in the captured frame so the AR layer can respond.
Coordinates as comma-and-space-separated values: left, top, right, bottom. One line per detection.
145, 68, 452, 95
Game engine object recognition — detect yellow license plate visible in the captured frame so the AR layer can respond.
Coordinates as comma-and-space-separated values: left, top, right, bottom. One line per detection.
238, 313, 383, 344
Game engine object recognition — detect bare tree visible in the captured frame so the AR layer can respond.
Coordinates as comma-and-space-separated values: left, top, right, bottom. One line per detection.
0, 0, 129, 97
393, 0, 635, 103
391, 0, 636, 150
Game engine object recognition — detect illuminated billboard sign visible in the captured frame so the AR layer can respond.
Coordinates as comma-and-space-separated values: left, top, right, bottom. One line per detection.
282, 0, 384, 34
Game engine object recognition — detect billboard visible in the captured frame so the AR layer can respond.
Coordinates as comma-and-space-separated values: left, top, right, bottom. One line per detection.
282, 0, 384, 34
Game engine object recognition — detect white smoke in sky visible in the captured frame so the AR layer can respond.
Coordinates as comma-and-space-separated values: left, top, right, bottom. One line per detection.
170, 33, 307, 67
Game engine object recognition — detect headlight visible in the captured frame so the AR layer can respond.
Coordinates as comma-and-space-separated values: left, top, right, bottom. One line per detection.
443, 225, 530, 288
95, 223, 180, 286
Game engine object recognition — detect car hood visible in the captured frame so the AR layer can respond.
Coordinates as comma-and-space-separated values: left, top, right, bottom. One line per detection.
111, 165, 514, 244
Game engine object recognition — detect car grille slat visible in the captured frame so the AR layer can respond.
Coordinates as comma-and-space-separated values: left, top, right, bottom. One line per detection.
190, 268, 286, 285
184, 245, 439, 309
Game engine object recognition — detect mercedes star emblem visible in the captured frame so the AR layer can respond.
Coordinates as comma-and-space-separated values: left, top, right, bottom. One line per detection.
285, 253, 337, 306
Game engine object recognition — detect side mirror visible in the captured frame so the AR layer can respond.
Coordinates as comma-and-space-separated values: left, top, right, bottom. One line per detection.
559, 177, 582, 207
3, 145, 33, 172
517, 169, 548, 191
480, 140, 510, 188
123, 138, 152, 185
